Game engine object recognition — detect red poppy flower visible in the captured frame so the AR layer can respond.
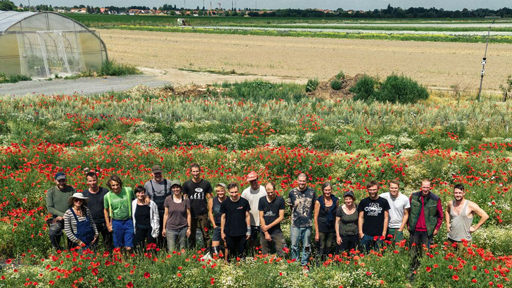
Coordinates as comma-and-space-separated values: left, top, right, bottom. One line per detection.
426, 266, 432, 272
144, 272, 151, 279
177, 273, 182, 277
452, 275, 459, 281
126, 282, 133, 288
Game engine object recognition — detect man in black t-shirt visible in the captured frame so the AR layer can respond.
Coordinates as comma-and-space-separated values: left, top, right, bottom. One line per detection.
258, 182, 285, 257
183, 163, 213, 249
358, 180, 390, 253
220, 182, 250, 262
82, 171, 112, 251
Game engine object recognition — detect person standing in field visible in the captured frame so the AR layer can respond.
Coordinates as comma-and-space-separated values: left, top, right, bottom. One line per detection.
144, 165, 172, 249
63, 193, 98, 249
183, 163, 213, 249
131, 186, 160, 252
380, 179, 410, 243
445, 183, 489, 249
46, 172, 76, 251
241, 171, 267, 255
287, 173, 316, 272
82, 171, 112, 251
104, 175, 139, 253
335, 191, 359, 253
258, 182, 286, 257
208, 183, 228, 258
162, 181, 191, 252
358, 180, 390, 253
221, 183, 250, 262
408, 179, 443, 279
314, 182, 338, 261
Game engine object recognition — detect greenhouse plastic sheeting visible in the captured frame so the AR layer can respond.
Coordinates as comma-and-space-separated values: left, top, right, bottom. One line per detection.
0, 11, 107, 78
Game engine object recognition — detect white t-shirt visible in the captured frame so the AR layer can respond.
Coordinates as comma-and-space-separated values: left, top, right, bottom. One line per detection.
241, 185, 267, 226
380, 192, 410, 229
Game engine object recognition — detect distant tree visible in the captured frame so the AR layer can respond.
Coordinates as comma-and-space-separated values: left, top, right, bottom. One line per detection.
0, 0, 17, 11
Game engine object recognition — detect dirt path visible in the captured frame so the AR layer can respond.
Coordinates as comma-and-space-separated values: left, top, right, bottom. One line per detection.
98, 29, 512, 91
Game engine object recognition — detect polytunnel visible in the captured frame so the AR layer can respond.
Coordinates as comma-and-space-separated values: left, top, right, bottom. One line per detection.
0, 11, 108, 78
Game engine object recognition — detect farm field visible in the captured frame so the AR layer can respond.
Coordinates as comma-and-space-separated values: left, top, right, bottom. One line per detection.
98, 28, 512, 91
0, 81, 511, 287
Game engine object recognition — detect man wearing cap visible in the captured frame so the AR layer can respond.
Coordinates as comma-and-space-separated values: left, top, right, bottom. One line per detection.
82, 171, 112, 251
46, 172, 76, 250
241, 171, 267, 255
144, 165, 172, 249
380, 179, 410, 242
183, 163, 213, 249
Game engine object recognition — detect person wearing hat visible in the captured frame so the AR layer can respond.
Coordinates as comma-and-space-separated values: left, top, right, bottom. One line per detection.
63, 193, 98, 249
162, 180, 191, 251
131, 186, 160, 252
46, 172, 76, 250
144, 165, 172, 249
241, 171, 267, 255
335, 190, 359, 253
380, 179, 410, 243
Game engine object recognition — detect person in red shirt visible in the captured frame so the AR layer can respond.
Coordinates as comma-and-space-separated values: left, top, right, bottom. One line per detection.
408, 179, 443, 280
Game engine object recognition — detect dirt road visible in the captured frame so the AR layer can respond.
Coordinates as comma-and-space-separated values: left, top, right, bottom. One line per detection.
98, 29, 512, 91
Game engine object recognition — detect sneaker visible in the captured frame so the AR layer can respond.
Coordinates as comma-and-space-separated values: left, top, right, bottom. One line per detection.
201, 252, 213, 261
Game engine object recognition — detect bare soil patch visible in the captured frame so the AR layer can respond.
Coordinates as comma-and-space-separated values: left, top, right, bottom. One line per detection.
98, 29, 512, 91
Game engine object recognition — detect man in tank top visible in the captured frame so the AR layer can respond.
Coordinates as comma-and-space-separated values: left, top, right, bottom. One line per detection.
445, 183, 489, 249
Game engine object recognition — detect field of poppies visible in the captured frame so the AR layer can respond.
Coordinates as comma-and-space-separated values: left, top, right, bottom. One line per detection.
0, 81, 511, 287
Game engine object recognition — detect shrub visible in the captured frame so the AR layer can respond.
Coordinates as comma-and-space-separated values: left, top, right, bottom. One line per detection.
305, 78, 319, 92
351, 75, 378, 101
376, 74, 429, 104
0, 73, 31, 84
98, 60, 141, 76
330, 79, 342, 90
335, 70, 346, 80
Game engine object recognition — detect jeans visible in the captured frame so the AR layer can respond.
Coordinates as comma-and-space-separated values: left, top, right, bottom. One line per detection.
167, 227, 188, 252
189, 214, 211, 249
410, 231, 433, 273
112, 219, 134, 248
47, 218, 73, 251
260, 229, 285, 257
291, 226, 312, 266
360, 234, 383, 253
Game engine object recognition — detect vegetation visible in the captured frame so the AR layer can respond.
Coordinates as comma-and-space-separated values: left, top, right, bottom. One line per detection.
305, 78, 319, 92
98, 60, 141, 76
351, 75, 378, 101
0, 73, 32, 84
330, 79, 342, 90
0, 80, 511, 286
351, 74, 428, 104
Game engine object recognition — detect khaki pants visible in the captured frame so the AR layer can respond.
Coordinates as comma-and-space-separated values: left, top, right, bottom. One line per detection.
188, 214, 211, 249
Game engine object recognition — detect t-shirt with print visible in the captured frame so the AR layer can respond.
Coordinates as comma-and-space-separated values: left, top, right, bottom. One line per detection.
104, 187, 135, 220
241, 185, 267, 226
358, 196, 390, 237
220, 197, 250, 237
288, 187, 317, 228
183, 179, 212, 218
82, 187, 109, 224
380, 192, 410, 229
164, 196, 190, 230
144, 179, 172, 214
258, 195, 285, 233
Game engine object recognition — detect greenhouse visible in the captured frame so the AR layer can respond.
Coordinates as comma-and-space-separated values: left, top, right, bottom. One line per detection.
0, 11, 108, 78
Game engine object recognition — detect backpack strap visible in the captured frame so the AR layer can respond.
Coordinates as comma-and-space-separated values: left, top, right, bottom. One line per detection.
107, 192, 113, 218
125, 187, 132, 217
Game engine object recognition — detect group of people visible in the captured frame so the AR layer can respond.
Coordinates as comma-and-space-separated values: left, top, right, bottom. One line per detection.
46, 166, 490, 275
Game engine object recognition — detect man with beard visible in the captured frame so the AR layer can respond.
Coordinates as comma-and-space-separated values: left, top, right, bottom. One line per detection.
358, 180, 390, 253
445, 183, 489, 249
258, 182, 285, 257
46, 172, 76, 250
144, 165, 172, 248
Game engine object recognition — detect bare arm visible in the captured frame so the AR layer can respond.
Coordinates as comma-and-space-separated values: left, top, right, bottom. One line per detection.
267, 209, 284, 230
246, 211, 251, 241
186, 208, 192, 237
221, 214, 226, 241
335, 215, 342, 245
162, 207, 169, 236
470, 202, 489, 232
382, 210, 389, 237
358, 211, 364, 238
445, 202, 452, 233
208, 197, 216, 228
314, 201, 320, 241
104, 208, 112, 232
399, 209, 409, 232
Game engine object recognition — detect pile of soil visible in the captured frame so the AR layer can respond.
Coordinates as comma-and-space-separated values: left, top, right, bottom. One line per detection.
308, 74, 364, 100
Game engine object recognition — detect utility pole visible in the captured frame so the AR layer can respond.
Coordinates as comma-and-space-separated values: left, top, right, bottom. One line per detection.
477, 19, 495, 102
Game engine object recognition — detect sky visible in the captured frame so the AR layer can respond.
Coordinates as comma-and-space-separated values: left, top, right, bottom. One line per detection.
22, 0, 511, 10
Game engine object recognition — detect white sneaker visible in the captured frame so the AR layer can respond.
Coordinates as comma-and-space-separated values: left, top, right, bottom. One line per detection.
201, 252, 213, 261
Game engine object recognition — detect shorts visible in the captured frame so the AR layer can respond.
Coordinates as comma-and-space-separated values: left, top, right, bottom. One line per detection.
212, 227, 222, 242
112, 219, 134, 248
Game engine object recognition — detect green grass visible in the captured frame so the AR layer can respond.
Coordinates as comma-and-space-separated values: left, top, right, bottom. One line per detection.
0, 73, 31, 84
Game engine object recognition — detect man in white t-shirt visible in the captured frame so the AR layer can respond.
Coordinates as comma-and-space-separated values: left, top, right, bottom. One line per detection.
380, 179, 410, 242
241, 171, 267, 255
